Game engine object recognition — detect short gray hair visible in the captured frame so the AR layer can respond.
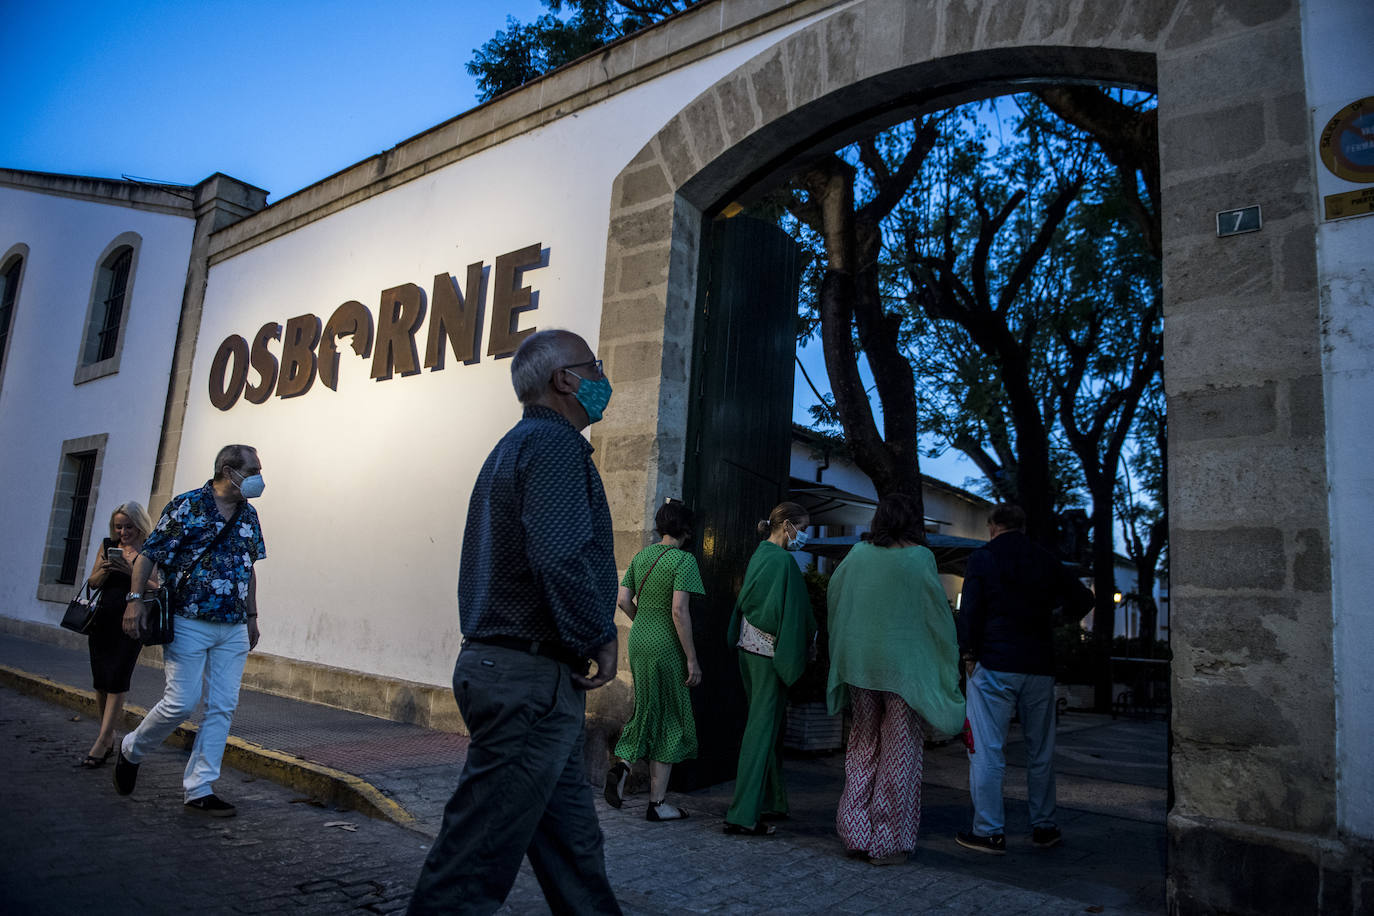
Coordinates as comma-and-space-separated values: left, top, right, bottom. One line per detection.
511, 330, 575, 404
213, 444, 257, 480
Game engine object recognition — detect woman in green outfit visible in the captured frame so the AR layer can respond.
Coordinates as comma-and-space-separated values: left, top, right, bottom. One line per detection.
723, 501, 817, 836
827, 493, 965, 864
604, 499, 705, 822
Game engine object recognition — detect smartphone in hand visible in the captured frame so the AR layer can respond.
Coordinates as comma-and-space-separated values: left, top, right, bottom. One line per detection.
107, 548, 123, 562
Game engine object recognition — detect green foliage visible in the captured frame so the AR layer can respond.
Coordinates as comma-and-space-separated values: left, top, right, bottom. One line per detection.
467, 0, 699, 100
783, 90, 1164, 566
1053, 620, 1171, 683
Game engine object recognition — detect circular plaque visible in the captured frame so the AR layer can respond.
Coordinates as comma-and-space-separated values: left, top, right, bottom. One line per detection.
1320, 96, 1374, 183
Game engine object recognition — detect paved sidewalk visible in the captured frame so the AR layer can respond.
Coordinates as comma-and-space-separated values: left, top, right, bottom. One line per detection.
0, 631, 1167, 913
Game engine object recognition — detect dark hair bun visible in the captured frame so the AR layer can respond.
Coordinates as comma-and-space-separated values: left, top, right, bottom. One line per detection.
756, 519, 771, 538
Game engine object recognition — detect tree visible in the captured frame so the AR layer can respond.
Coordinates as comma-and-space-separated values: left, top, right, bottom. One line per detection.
1117, 391, 1168, 652
1046, 168, 1162, 705
899, 101, 1092, 546
897, 95, 1161, 707
1035, 86, 1160, 259
777, 121, 942, 525
468, 0, 697, 100
779, 92, 1164, 709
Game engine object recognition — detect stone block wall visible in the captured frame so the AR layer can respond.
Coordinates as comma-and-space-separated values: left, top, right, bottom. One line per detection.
593, 0, 1358, 912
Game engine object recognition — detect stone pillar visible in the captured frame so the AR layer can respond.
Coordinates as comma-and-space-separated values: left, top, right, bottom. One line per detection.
1155, 1, 1366, 911
149, 174, 267, 512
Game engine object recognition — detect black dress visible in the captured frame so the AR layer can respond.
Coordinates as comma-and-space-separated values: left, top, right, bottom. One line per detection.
87, 541, 143, 693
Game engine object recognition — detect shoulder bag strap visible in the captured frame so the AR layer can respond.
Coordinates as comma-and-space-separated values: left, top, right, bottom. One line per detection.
634, 545, 676, 602
169, 504, 244, 598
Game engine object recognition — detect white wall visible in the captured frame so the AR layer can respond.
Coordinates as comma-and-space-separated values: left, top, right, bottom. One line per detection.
1303, 0, 1374, 841
0, 186, 193, 622
180, 27, 812, 688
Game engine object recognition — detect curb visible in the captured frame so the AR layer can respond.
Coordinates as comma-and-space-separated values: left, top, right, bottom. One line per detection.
0, 663, 418, 831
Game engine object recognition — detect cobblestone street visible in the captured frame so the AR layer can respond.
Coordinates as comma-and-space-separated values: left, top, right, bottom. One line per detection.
1, 682, 1163, 914
0, 688, 428, 915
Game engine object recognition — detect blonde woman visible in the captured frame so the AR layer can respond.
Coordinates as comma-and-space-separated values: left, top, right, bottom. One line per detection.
79, 501, 157, 768
722, 502, 817, 836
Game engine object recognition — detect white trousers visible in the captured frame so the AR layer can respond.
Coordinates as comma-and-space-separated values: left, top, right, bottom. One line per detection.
121, 616, 249, 802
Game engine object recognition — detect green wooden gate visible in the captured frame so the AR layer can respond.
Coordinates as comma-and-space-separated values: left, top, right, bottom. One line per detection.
675, 215, 801, 789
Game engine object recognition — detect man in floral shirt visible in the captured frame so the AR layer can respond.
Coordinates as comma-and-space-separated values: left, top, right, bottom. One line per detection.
113, 444, 267, 817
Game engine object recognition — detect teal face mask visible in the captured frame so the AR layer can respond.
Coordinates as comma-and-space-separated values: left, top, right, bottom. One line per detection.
571, 374, 613, 423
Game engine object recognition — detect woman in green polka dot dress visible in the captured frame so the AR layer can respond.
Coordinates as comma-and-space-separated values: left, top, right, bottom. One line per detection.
604, 499, 705, 822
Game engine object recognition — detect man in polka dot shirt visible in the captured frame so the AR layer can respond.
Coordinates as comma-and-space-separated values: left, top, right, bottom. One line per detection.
409, 329, 622, 916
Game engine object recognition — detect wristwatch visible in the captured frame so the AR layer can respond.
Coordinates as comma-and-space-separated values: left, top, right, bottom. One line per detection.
126, 592, 142, 601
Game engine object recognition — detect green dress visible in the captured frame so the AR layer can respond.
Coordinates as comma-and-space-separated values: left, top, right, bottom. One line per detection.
613, 543, 706, 763
724, 540, 817, 828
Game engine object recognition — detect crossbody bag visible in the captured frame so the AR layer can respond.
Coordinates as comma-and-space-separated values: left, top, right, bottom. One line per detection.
140, 506, 243, 646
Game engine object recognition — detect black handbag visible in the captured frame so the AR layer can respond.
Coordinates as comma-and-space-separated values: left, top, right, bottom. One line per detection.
140, 586, 175, 646
60, 583, 101, 634
139, 506, 241, 647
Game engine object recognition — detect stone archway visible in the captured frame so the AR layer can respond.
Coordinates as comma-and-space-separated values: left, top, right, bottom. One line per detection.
594, 1, 1336, 912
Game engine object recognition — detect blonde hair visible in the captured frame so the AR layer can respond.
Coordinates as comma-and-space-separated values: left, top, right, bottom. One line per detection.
756, 501, 808, 539
109, 501, 155, 541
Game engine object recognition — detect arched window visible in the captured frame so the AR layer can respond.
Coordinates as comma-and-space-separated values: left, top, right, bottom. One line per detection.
0, 250, 24, 384
74, 232, 141, 384
91, 247, 131, 362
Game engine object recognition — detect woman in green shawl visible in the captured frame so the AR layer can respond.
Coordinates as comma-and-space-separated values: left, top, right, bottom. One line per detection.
723, 501, 817, 836
826, 494, 965, 864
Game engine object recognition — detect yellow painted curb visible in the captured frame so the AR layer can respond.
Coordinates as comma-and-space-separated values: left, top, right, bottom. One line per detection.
0, 664, 418, 830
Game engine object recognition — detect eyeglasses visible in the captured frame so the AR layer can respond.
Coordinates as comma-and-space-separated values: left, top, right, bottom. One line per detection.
559, 358, 604, 379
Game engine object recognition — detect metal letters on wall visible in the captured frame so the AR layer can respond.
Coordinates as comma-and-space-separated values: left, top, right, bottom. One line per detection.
207, 243, 546, 410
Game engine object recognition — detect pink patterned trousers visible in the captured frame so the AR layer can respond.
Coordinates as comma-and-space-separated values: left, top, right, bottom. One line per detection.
836, 686, 925, 857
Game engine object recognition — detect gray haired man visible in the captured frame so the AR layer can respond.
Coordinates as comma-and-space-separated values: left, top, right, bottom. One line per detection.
408, 329, 621, 915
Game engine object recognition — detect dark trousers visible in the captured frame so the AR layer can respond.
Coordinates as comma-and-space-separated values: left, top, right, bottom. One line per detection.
408, 642, 621, 916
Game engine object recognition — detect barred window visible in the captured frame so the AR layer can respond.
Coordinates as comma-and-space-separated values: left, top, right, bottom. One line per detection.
93, 248, 131, 361
74, 233, 140, 385
36, 434, 108, 602
84, 246, 133, 365
57, 452, 98, 584
0, 253, 21, 382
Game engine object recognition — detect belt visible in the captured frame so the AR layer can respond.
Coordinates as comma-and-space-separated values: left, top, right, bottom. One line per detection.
463, 635, 585, 669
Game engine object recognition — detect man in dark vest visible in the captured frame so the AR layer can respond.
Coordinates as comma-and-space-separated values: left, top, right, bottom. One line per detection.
955, 503, 1093, 854
408, 329, 621, 915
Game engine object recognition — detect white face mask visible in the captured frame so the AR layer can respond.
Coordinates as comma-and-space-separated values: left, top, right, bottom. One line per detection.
231, 467, 265, 499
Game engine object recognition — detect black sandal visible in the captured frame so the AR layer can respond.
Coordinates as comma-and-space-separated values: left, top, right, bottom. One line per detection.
79, 747, 114, 769
603, 761, 628, 809
722, 821, 775, 836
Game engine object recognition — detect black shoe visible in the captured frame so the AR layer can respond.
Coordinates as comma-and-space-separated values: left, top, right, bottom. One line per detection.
603, 761, 628, 809
723, 821, 776, 836
1032, 825, 1062, 848
112, 747, 138, 795
184, 794, 237, 817
956, 831, 1006, 855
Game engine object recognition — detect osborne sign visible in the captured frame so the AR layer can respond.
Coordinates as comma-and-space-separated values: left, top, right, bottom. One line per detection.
207, 243, 546, 409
